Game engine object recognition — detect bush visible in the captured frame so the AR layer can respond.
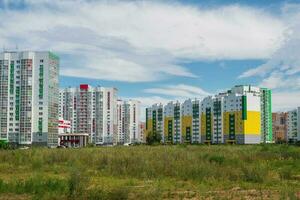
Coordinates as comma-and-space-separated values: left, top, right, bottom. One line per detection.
0, 140, 9, 149
146, 131, 162, 145
242, 166, 264, 183
208, 155, 225, 165
68, 170, 88, 198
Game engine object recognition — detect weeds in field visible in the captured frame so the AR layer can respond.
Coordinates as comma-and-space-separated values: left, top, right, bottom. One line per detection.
0, 145, 299, 199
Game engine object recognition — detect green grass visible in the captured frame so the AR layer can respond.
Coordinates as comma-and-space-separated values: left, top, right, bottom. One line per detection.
0, 145, 299, 199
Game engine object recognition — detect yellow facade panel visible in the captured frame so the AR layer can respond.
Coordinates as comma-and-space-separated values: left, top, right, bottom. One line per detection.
182, 115, 192, 142
146, 119, 153, 137
223, 111, 244, 136
164, 117, 174, 141
201, 113, 206, 136
244, 111, 261, 135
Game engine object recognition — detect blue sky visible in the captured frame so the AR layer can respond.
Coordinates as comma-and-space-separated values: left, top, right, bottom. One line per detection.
1, 0, 300, 119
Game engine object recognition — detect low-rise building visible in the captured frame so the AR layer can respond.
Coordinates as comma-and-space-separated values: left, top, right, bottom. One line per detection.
59, 133, 89, 148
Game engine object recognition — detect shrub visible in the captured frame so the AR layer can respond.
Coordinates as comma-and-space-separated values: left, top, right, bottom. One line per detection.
242, 166, 264, 183
279, 167, 293, 180
208, 155, 225, 165
68, 170, 86, 198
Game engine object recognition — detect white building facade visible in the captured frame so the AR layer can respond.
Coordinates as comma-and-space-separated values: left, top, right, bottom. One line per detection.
117, 99, 141, 144
59, 84, 118, 145
146, 85, 273, 145
287, 107, 300, 143
0, 51, 59, 147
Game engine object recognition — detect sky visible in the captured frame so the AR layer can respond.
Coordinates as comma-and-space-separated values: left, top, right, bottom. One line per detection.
1, 0, 300, 120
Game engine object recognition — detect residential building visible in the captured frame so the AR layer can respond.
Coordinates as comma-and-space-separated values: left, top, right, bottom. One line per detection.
287, 108, 300, 143
117, 99, 141, 144
163, 101, 182, 144
0, 51, 59, 147
59, 84, 118, 145
201, 94, 225, 144
223, 85, 261, 144
139, 122, 146, 143
145, 85, 272, 145
272, 112, 288, 142
181, 99, 201, 143
146, 103, 164, 142
260, 88, 273, 143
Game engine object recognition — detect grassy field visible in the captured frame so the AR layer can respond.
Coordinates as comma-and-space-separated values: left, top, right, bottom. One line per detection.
0, 145, 299, 199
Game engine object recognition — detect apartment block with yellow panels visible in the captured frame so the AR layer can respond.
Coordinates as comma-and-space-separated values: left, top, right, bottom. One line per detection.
164, 102, 174, 143
145, 85, 272, 145
173, 101, 181, 144
181, 99, 201, 143
163, 101, 181, 144
145, 104, 164, 142
201, 94, 225, 144
192, 99, 201, 143
223, 85, 261, 144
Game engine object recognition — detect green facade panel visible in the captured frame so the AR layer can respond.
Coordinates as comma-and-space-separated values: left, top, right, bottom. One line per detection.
206, 108, 211, 140
152, 110, 157, 138
186, 127, 191, 142
242, 95, 247, 120
145, 108, 148, 130
229, 114, 235, 140
168, 120, 173, 141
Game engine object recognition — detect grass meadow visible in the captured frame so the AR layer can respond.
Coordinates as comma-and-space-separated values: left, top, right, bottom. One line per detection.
0, 145, 299, 199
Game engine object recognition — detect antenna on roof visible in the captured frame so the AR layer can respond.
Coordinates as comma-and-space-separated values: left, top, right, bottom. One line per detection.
15, 44, 18, 50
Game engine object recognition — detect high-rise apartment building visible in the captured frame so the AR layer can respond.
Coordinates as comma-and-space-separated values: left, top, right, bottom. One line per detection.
117, 99, 141, 144
146, 103, 164, 142
272, 112, 288, 142
287, 108, 300, 143
139, 122, 146, 143
201, 94, 225, 144
146, 85, 272, 144
260, 88, 273, 143
181, 99, 201, 143
163, 101, 181, 144
222, 85, 261, 144
0, 51, 59, 147
59, 84, 118, 145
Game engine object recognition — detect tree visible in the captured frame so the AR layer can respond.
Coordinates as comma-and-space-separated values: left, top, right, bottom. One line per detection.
146, 131, 162, 145
0, 140, 9, 149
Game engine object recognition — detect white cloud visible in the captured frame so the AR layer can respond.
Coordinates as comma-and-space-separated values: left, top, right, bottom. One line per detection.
127, 84, 210, 121
238, 5, 300, 114
273, 91, 300, 111
144, 84, 210, 98
259, 71, 300, 90
0, 0, 286, 82
239, 4, 300, 86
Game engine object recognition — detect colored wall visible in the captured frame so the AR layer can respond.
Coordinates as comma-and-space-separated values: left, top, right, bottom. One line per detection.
244, 111, 261, 135
181, 115, 192, 143
164, 117, 173, 143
